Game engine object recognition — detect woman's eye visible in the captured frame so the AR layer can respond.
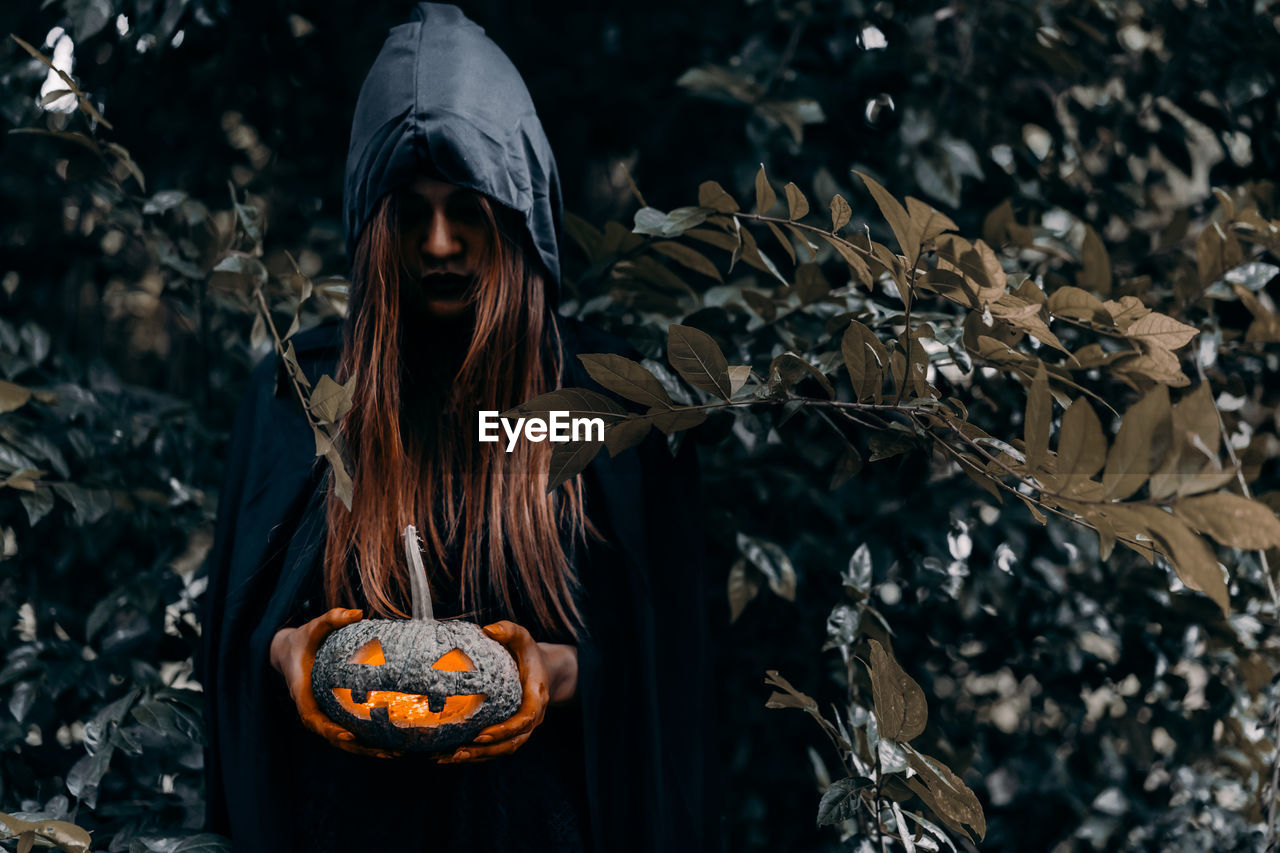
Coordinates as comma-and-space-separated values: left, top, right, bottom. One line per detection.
397, 197, 430, 228
448, 195, 486, 225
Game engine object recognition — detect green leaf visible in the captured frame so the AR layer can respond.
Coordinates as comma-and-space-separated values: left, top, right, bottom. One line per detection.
842, 320, 888, 403
1173, 494, 1280, 550
905, 196, 958, 247
51, 484, 112, 525
662, 206, 711, 237
684, 227, 740, 254
1124, 312, 1199, 351
1173, 382, 1220, 459
20, 489, 54, 526
0, 380, 32, 414
105, 141, 146, 192
765, 221, 796, 265
904, 747, 986, 842
762, 671, 843, 749
318, 431, 353, 512
829, 194, 852, 232
651, 241, 723, 281
755, 164, 777, 215
820, 234, 874, 288
784, 182, 810, 220
1057, 398, 1106, 482
763, 670, 820, 714
769, 352, 834, 399
213, 253, 268, 285
577, 353, 672, 409
131, 698, 202, 743
633, 207, 669, 236
1048, 285, 1112, 325
667, 324, 732, 400
697, 180, 739, 213
228, 184, 264, 243
503, 388, 629, 424
816, 777, 867, 827
786, 224, 819, 260
603, 416, 652, 458
737, 532, 796, 601
634, 207, 710, 238
38, 88, 73, 107
66, 747, 114, 809
309, 375, 354, 424
643, 405, 707, 435
991, 292, 1068, 354
282, 342, 311, 391
1124, 505, 1229, 614
864, 639, 927, 742
854, 170, 917, 265
546, 438, 604, 492
897, 329, 932, 399
1104, 295, 1151, 329
1024, 362, 1050, 473
737, 227, 788, 284
1103, 386, 1169, 499
1078, 225, 1112, 295
9, 33, 114, 130
8, 680, 36, 724
1148, 383, 1224, 497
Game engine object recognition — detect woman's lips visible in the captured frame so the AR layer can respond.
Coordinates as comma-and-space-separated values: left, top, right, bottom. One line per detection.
421, 273, 473, 297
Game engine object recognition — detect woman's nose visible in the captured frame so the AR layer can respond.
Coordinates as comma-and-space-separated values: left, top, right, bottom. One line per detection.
422, 212, 463, 262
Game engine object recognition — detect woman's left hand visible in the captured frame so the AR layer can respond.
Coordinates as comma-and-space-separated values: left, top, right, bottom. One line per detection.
436, 620, 577, 763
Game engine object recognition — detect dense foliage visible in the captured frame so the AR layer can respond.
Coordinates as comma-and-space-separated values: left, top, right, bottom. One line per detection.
2, 1, 1279, 851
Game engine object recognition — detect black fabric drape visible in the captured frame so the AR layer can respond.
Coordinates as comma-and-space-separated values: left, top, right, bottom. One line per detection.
196, 316, 717, 852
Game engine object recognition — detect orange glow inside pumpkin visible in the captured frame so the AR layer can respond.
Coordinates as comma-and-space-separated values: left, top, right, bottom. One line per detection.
349, 638, 387, 666
333, 640, 487, 727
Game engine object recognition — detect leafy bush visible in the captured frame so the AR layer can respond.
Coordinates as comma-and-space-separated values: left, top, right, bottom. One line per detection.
2, 1, 1279, 851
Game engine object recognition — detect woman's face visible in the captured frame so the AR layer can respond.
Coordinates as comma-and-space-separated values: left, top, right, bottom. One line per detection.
396, 177, 493, 321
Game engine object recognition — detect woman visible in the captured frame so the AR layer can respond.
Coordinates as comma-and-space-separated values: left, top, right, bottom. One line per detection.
198, 4, 714, 851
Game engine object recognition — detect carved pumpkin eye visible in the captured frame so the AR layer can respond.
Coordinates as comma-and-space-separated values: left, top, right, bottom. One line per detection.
432, 648, 474, 672
348, 638, 386, 666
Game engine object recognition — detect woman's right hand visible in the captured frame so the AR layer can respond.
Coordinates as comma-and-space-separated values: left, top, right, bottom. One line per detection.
268, 607, 401, 759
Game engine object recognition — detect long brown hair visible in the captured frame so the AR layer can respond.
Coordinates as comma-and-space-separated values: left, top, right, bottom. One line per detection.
322, 190, 598, 638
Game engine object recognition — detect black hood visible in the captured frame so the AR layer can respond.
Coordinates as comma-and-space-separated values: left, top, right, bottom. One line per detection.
342, 3, 564, 303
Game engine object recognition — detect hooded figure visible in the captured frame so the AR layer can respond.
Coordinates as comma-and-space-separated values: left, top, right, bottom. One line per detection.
197, 4, 716, 851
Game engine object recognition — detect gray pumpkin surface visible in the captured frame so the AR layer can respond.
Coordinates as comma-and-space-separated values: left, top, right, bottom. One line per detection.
312, 618, 522, 752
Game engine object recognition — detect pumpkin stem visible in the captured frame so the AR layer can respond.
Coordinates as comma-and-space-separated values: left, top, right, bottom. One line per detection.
403, 525, 434, 622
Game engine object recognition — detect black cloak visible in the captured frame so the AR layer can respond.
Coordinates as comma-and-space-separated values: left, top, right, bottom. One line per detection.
197, 4, 716, 851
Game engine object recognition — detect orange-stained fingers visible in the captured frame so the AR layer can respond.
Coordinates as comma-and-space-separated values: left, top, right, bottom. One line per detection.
272, 607, 403, 760
435, 621, 551, 764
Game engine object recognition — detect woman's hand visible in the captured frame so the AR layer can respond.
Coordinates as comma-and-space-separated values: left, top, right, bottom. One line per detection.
268, 607, 402, 760
437, 620, 578, 764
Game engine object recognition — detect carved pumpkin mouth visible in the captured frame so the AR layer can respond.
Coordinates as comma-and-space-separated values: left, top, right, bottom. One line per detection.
329, 637, 487, 727
330, 688, 487, 727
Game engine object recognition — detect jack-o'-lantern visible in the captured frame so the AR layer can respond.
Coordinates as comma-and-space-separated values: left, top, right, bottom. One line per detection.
311, 526, 522, 752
